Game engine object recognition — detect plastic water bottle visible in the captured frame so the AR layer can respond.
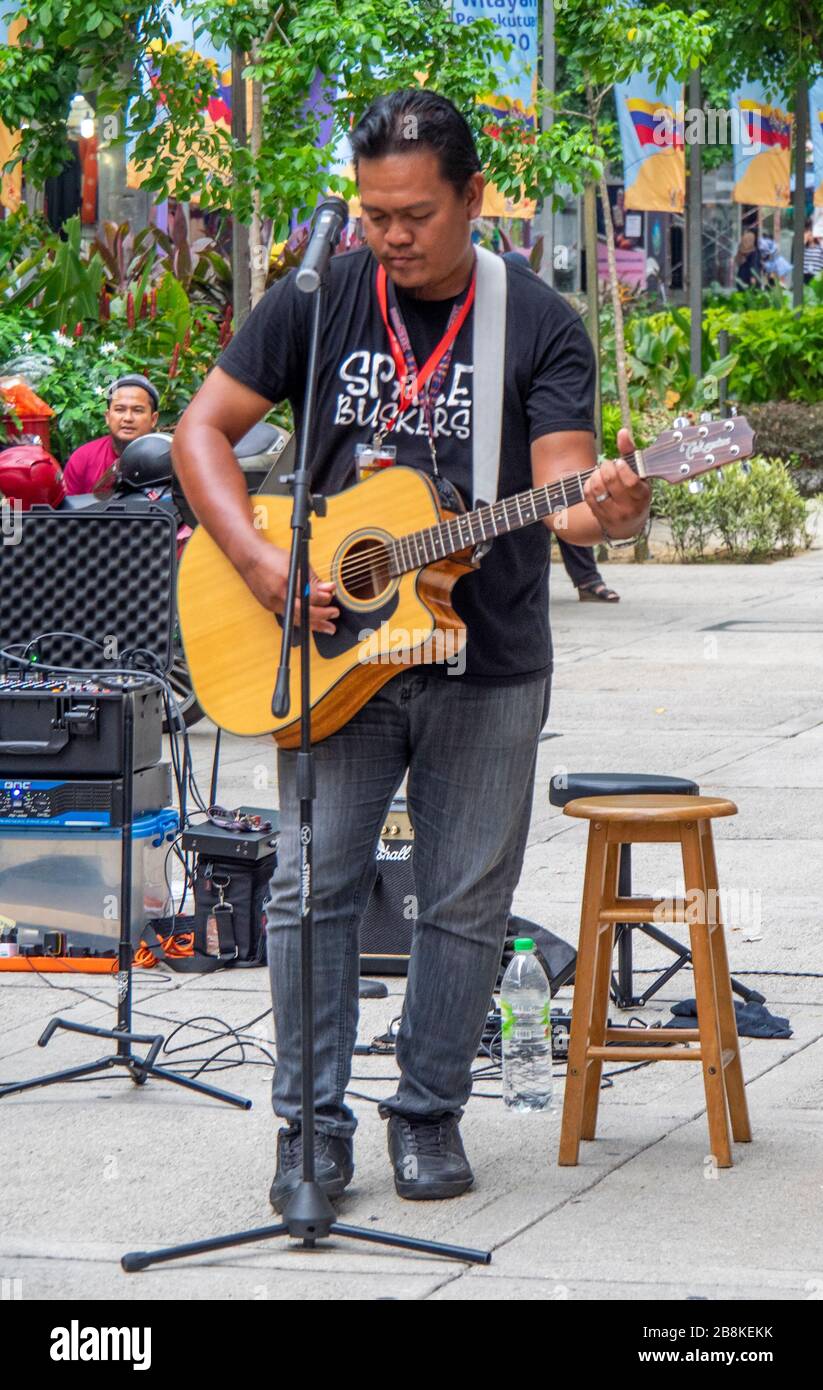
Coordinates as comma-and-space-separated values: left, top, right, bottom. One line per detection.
500, 937, 554, 1113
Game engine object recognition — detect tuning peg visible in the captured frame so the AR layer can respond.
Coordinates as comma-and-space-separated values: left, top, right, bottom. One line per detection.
740, 462, 752, 476
673, 415, 689, 429
699, 411, 712, 423
688, 479, 704, 494
730, 405, 739, 417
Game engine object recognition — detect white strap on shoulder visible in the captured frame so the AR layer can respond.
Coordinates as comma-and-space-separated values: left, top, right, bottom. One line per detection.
471, 245, 508, 505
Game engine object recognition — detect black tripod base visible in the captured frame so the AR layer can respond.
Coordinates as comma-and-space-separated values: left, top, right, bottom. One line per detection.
122, 1187, 492, 1270
0, 1016, 251, 1109
611, 923, 766, 1009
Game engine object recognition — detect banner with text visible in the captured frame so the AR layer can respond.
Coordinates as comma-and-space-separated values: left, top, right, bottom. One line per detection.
452, 0, 538, 218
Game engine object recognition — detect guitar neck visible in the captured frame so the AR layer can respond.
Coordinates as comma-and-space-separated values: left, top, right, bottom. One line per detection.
388, 451, 644, 575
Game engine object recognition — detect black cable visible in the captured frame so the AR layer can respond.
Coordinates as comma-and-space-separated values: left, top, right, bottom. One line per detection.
130, 1006, 277, 1075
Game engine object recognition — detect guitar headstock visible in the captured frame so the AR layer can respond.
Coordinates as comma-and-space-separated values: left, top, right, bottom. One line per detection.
641, 415, 755, 484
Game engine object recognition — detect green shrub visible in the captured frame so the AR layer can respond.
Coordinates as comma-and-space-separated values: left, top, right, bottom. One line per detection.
652, 457, 811, 562
600, 403, 674, 459
617, 303, 823, 410
723, 307, 823, 404
0, 298, 221, 462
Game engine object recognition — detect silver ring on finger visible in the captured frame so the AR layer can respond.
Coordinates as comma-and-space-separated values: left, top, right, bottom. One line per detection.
595, 491, 609, 503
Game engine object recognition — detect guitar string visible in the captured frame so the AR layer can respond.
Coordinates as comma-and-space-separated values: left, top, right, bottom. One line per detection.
334, 425, 740, 584
322, 455, 618, 584
300, 430, 736, 586
316, 459, 609, 585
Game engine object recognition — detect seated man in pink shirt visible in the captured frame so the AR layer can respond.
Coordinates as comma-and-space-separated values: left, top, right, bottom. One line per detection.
62, 374, 159, 494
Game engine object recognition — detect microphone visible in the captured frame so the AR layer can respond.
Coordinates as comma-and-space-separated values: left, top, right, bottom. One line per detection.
295, 197, 349, 294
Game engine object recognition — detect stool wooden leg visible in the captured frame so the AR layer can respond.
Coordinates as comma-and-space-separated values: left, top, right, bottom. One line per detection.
681, 823, 732, 1168
700, 821, 752, 1143
581, 843, 620, 1139
559, 822, 610, 1166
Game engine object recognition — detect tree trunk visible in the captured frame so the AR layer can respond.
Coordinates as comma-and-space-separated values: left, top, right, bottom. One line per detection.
598, 170, 631, 433
249, 48, 267, 309
582, 180, 602, 453
687, 66, 703, 381
533, 0, 556, 287
231, 49, 251, 330
792, 74, 808, 310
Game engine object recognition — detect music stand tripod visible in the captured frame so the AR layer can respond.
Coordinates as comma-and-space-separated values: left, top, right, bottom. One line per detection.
122, 251, 491, 1273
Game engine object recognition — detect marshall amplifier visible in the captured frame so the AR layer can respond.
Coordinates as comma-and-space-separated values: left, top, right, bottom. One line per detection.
359, 798, 415, 975
357, 802, 579, 985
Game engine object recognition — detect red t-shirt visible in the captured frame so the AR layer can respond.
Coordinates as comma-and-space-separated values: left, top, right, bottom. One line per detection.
63, 435, 117, 495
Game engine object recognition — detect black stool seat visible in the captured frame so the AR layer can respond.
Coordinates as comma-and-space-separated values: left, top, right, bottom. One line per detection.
549, 771, 698, 809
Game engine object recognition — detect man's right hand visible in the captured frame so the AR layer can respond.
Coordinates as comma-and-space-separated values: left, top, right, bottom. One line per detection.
239, 541, 339, 635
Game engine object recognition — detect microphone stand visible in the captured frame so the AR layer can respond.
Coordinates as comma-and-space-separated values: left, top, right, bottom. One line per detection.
123, 261, 490, 1273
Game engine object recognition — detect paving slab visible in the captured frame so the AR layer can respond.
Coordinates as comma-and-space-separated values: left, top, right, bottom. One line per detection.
2, 548, 821, 1301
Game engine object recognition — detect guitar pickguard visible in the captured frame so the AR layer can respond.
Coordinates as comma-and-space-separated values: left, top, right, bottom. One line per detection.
314, 591, 400, 660
276, 591, 400, 660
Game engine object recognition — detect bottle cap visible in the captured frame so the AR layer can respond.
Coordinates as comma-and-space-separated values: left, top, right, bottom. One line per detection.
513, 937, 535, 952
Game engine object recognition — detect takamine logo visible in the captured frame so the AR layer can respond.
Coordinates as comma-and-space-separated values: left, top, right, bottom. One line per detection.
50, 1320, 151, 1370
376, 841, 412, 862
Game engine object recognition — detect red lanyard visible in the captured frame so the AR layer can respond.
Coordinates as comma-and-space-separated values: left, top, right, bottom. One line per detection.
376, 261, 476, 436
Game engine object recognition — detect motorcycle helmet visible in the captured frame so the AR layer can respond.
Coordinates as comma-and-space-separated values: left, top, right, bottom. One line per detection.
0, 443, 66, 510
117, 432, 174, 491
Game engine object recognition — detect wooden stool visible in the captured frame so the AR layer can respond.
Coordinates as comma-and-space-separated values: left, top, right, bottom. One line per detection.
558, 794, 752, 1168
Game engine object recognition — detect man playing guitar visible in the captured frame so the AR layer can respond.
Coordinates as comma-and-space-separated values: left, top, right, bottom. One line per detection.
172, 89, 651, 1211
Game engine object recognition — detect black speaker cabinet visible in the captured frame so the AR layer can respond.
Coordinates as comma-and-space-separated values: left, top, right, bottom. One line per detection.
359, 799, 415, 975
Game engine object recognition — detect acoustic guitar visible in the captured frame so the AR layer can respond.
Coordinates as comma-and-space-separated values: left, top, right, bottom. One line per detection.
177, 415, 754, 745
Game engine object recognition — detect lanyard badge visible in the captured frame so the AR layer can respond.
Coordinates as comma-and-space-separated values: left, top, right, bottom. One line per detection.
373, 260, 476, 473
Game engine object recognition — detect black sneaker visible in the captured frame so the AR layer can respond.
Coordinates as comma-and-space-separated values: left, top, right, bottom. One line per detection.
269, 1126, 354, 1213
387, 1114, 474, 1201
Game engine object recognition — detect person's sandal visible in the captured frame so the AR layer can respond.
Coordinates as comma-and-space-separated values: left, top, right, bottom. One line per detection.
579, 581, 620, 603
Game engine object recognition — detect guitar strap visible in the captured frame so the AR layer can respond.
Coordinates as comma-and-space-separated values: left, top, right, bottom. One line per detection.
471, 245, 508, 507
259, 247, 509, 507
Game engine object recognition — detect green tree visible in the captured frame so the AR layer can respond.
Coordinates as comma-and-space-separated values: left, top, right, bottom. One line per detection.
553, 1, 714, 431
1, 1, 602, 313
675, 0, 823, 307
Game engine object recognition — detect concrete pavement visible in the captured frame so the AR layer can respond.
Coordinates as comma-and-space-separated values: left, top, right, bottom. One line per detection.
1, 541, 821, 1301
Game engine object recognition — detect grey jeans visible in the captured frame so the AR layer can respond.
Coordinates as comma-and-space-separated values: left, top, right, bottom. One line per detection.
266, 667, 551, 1137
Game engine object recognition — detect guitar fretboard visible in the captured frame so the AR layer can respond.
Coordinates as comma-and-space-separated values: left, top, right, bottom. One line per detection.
387, 452, 640, 575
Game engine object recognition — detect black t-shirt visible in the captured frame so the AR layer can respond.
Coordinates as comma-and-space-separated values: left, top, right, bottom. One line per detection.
217, 247, 595, 682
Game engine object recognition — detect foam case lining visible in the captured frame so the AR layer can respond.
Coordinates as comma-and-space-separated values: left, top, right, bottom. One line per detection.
0, 501, 177, 673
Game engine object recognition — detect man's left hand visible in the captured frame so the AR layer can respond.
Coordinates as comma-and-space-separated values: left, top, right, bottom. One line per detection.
583, 428, 651, 541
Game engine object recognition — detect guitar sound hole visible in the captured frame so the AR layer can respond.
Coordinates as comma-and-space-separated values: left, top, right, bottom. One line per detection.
340, 538, 391, 601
